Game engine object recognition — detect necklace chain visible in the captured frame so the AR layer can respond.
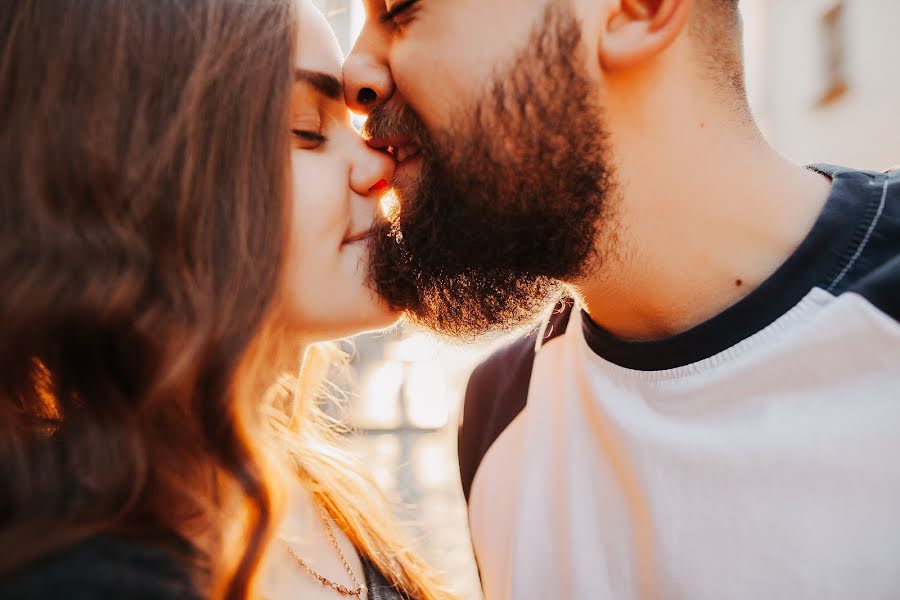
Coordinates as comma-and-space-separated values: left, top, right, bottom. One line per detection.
283, 506, 365, 599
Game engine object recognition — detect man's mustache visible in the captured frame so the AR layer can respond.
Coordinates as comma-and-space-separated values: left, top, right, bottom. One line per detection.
362, 102, 430, 146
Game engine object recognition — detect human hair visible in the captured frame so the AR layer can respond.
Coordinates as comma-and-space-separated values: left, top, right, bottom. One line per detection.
0, 0, 296, 597
690, 0, 747, 97
265, 345, 459, 600
1, 2, 461, 599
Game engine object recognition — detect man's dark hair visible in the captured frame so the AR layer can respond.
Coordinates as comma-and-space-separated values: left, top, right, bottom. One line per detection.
692, 0, 746, 97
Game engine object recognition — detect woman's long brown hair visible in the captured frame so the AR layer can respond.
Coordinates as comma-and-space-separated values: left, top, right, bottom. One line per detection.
0, 1, 296, 597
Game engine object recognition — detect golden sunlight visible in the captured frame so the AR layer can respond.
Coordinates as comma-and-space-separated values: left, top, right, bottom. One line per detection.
379, 188, 401, 220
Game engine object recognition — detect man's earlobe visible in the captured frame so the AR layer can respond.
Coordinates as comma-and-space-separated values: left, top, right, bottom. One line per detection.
598, 0, 693, 71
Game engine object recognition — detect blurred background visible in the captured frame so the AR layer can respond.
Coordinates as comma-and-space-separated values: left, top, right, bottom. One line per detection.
311, 1, 900, 597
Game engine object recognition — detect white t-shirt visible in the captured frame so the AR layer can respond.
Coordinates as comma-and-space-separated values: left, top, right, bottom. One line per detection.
459, 165, 900, 600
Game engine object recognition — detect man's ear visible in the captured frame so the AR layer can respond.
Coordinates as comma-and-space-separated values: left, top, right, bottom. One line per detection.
598, 0, 694, 71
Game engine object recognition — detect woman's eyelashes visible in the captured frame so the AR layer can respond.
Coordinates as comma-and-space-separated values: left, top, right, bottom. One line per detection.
292, 128, 327, 150
381, 0, 420, 28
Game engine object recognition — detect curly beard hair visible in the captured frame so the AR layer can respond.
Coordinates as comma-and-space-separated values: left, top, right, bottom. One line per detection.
366, 3, 617, 339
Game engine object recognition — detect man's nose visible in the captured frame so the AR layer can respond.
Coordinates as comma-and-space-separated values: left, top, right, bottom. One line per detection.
344, 48, 395, 115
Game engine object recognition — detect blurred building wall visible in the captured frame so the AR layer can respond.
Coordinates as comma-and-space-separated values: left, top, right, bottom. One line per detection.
746, 0, 900, 170
311, 0, 365, 55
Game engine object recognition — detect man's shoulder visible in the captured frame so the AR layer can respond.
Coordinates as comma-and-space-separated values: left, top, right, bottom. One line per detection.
828, 166, 900, 322
0, 535, 201, 600
458, 300, 573, 501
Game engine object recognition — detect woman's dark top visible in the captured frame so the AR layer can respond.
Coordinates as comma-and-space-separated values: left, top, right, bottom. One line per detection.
0, 536, 411, 600
361, 554, 411, 600
0, 536, 201, 599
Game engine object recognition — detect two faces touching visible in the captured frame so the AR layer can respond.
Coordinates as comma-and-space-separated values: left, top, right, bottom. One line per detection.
286, 0, 397, 343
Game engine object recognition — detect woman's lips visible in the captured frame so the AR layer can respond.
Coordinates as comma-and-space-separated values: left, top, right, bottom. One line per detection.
342, 230, 374, 245
393, 154, 422, 186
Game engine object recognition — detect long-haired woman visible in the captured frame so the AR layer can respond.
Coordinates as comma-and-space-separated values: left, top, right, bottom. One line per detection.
0, 1, 453, 599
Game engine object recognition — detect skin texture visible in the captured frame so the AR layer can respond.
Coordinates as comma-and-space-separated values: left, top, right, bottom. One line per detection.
364, 3, 617, 339
283, 0, 397, 343
347, 0, 831, 341
266, 7, 378, 598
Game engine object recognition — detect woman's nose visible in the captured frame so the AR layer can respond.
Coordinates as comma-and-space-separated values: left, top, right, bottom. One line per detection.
350, 139, 394, 198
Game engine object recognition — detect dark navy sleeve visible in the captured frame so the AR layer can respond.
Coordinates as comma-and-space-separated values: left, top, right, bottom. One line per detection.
458, 331, 539, 503
839, 168, 900, 322
458, 300, 573, 502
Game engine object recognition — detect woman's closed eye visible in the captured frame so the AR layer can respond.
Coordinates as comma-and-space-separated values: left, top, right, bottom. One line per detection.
381, 0, 420, 28
293, 128, 327, 150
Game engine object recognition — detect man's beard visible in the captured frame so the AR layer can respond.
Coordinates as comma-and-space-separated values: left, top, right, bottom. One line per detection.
366, 3, 617, 339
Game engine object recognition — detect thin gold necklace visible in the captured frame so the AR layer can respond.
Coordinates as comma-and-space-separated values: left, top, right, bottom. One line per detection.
283, 508, 365, 600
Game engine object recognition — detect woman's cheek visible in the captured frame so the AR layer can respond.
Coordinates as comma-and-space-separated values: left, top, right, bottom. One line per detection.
290, 152, 347, 248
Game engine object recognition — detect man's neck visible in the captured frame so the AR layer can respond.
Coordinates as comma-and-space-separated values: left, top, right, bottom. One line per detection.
571, 85, 831, 341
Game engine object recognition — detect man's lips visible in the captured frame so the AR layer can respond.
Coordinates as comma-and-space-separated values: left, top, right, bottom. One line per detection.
366, 135, 421, 164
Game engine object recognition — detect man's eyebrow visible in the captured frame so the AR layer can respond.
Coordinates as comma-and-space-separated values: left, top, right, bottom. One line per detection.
294, 69, 343, 100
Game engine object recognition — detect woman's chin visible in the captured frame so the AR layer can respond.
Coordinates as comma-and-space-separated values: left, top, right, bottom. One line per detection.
306, 306, 403, 344
351, 292, 404, 334
349, 305, 404, 337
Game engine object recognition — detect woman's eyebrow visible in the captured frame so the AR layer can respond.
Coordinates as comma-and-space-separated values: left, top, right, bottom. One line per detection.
294, 69, 343, 100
